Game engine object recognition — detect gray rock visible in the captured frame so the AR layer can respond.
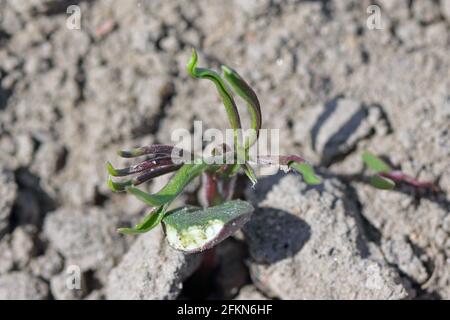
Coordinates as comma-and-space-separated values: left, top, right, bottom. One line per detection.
381, 235, 429, 284
412, 0, 441, 24
234, 0, 271, 17
30, 143, 68, 182
43, 208, 127, 271
294, 98, 389, 165
442, 0, 450, 21
84, 290, 105, 300
424, 22, 448, 46
396, 20, 424, 47
445, 239, 450, 258
0, 166, 17, 237
29, 248, 63, 280
106, 228, 202, 300
9, 0, 44, 14
13, 134, 35, 168
434, 229, 448, 247
0, 272, 49, 300
378, 0, 410, 20
0, 235, 14, 274
244, 175, 407, 299
0, 2, 25, 35
443, 214, 450, 233
11, 225, 39, 268
355, 182, 450, 298
0, 135, 16, 170
235, 285, 268, 300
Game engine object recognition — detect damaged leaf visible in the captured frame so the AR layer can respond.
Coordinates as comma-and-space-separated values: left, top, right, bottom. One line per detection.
162, 200, 254, 253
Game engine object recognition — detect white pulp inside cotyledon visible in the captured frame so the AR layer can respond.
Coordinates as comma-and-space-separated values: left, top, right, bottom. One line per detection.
165, 219, 224, 251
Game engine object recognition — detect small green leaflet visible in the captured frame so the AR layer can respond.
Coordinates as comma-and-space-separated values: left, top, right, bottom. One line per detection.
221, 65, 262, 149
114, 163, 209, 234
107, 175, 132, 192
289, 162, 322, 185
118, 204, 168, 234
187, 49, 242, 135
108, 162, 208, 206
370, 174, 395, 190
362, 152, 391, 173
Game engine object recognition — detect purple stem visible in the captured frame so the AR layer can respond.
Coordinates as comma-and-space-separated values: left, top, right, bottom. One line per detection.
202, 168, 237, 207
118, 144, 184, 158
132, 164, 183, 186
380, 171, 439, 192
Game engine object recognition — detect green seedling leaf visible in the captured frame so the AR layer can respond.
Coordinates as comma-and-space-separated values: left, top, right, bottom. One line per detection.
125, 162, 209, 207
187, 49, 242, 146
106, 161, 120, 176
125, 187, 172, 207
289, 162, 322, 185
107, 175, 132, 192
118, 204, 168, 234
162, 200, 254, 253
362, 152, 391, 173
222, 65, 262, 148
370, 174, 395, 190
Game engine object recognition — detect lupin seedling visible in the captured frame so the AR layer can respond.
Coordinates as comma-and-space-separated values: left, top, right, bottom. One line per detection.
106, 49, 321, 253
362, 151, 439, 192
